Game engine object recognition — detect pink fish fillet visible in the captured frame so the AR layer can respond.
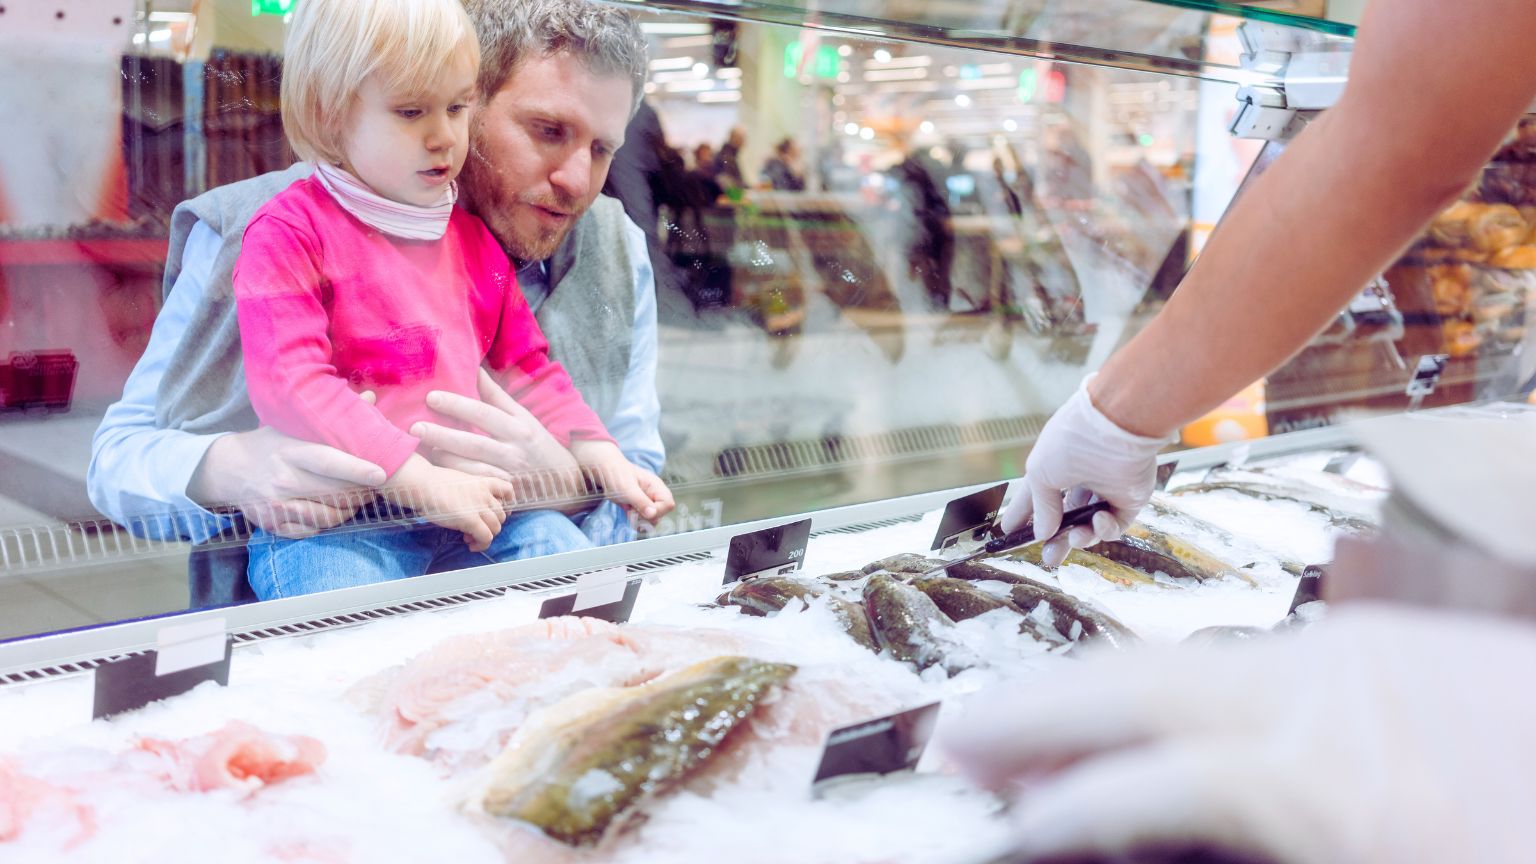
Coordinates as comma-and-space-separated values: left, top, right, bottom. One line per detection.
135, 720, 327, 793
369, 617, 661, 759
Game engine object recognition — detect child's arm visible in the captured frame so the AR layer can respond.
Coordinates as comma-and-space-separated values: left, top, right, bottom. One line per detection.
567, 439, 675, 523
233, 213, 421, 478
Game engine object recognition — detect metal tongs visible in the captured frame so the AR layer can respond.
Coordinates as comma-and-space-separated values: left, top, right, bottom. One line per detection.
919, 500, 1112, 578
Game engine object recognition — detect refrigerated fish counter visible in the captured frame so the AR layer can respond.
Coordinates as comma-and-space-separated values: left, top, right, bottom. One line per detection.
0, 431, 1387, 864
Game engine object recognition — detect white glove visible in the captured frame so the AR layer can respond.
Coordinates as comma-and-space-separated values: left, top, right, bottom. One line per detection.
1001, 376, 1170, 567
944, 604, 1536, 864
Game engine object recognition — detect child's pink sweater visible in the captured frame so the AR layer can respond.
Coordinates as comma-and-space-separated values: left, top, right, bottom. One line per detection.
232, 177, 612, 477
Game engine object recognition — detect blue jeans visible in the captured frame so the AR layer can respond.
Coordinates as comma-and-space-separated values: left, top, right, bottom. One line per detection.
570, 499, 637, 547
247, 507, 592, 601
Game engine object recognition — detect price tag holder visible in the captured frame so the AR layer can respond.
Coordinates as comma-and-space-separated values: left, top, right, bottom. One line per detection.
812, 702, 942, 797
723, 518, 811, 586
930, 483, 1007, 552
1154, 460, 1180, 491
1405, 353, 1448, 411
93, 617, 232, 721
1324, 451, 1362, 475
1288, 564, 1327, 615
539, 567, 641, 624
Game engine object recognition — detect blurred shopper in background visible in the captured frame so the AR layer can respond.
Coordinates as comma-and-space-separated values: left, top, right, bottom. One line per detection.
713, 125, 747, 191
891, 145, 954, 312
761, 137, 806, 191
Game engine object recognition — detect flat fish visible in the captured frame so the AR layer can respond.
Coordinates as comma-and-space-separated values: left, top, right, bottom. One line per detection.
715, 577, 879, 651
861, 553, 947, 575
480, 656, 795, 847
1009, 544, 1158, 588
862, 573, 978, 673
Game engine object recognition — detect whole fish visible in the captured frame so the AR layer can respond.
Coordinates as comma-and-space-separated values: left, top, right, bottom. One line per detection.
481, 656, 795, 846
1183, 625, 1269, 646
1009, 544, 1157, 588
1007, 584, 1138, 650
933, 558, 1059, 590
1146, 498, 1307, 576
715, 577, 879, 652
908, 575, 1024, 621
821, 570, 869, 582
1168, 481, 1377, 534
910, 574, 1071, 647
862, 573, 977, 673
1089, 525, 1257, 586
861, 553, 948, 575
715, 576, 820, 616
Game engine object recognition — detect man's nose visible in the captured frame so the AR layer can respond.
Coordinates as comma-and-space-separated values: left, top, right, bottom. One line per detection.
548, 146, 592, 202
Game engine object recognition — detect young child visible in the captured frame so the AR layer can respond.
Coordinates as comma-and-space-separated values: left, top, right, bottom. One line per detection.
233, 0, 649, 599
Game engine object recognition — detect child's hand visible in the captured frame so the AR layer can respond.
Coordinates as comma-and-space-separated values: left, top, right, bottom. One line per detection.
569, 441, 676, 523
384, 454, 516, 551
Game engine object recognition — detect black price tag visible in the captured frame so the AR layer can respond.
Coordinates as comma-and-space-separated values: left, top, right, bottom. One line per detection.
93, 620, 233, 721
538, 567, 641, 624
931, 483, 1008, 552
1288, 564, 1327, 615
812, 702, 941, 795
723, 519, 811, 585
1154, 460, 1180, 491
1324, 451, 1362, 475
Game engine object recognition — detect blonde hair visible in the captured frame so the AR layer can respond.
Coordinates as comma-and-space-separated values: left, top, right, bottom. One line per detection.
281, 0, 481, 166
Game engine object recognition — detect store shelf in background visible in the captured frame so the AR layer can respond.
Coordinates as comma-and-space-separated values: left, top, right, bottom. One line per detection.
0, 237, 168, 269
0, 238, 166, 407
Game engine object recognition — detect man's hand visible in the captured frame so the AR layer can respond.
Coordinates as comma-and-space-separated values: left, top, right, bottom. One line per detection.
410, 369, 580, 491
189, 426, 387, 538
945, 605, 1536, 864
382, 454, 516, 552
570, 440, 674, 523
1000, 376, 1170, 567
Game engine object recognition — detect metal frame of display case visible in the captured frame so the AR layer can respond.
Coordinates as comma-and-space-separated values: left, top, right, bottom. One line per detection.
0, 418, 1373, 683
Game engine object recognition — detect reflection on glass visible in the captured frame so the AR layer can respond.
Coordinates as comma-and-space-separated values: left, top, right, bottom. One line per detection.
0, 0, 1520, 645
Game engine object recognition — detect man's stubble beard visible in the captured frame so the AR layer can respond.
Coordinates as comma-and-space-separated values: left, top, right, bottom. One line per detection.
459, 144, 583, 265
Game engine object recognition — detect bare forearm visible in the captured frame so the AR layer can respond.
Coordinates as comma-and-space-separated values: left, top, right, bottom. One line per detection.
1093, 0, 1536, 437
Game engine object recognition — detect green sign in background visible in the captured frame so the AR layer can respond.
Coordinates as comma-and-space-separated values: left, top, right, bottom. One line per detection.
252, 0, 296, 17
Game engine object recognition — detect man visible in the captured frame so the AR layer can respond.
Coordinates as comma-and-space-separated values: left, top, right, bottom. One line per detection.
713, 125, 746, 191
88, 0, 673, 606
760, 137, 805, 192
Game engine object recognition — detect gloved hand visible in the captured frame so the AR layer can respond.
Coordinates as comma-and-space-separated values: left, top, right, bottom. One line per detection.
1001, 376, 1170, 567
945, 604, 1536, 864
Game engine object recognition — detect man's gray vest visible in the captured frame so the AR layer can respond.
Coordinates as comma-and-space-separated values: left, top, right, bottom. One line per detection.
156, 163, 637, 434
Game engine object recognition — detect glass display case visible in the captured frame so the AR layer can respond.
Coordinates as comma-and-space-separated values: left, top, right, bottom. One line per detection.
8, 0, 1533, 858
3, 0, 1531, 640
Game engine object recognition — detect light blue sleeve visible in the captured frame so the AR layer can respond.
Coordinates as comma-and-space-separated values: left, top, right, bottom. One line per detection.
87, 221, 234, 543
605, 219, 665, 474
